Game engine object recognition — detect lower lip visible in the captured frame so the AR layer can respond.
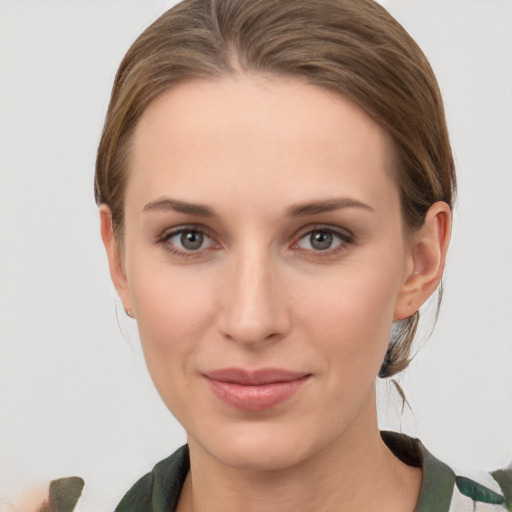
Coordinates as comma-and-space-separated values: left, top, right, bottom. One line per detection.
205, 376, 310, 411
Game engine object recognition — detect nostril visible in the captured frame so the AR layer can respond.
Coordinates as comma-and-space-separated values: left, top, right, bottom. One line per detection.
219, 306, 290, 346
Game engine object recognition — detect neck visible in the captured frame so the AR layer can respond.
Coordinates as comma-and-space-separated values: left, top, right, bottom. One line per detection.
177, 389, 421, 512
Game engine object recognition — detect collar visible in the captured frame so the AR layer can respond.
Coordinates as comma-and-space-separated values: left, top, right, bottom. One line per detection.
381, 431, 455, 512
122, 433, 456, 512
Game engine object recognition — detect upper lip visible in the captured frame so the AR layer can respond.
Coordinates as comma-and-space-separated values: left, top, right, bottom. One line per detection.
203, 368, 311, 385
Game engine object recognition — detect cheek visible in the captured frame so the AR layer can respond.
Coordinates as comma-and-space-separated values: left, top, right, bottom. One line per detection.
294, 255, 403, 373
128, 263, 218, 386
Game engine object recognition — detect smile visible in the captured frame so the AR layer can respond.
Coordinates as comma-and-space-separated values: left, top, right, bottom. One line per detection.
203, 368, 312, 411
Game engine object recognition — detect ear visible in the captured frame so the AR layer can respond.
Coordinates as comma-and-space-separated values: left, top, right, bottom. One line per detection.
99, 205, 133, 314
394, 201, 452, 320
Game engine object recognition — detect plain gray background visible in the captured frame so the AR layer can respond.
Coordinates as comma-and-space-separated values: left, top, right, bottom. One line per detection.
0, 1, 511, 510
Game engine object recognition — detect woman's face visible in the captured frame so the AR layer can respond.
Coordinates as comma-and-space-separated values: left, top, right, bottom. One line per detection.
113, 75, 418, 470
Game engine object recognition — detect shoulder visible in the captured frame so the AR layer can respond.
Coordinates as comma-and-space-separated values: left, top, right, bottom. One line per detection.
114, 445, 190, 512
418, 439, 511, 511
382, 431, 511, 512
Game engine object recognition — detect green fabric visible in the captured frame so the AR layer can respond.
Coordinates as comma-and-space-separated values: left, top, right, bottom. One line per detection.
455, 476, 505, 506
414, 444, 455, 512
115, 445, 189, 512
492, 466, 512, 511
38, 477, 84, 512
379, 432, 455, 512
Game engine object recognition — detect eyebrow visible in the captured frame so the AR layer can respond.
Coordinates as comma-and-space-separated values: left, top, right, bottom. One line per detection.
286, 197, 374, 217
142, 196, 374, 217
142, 198, 215, 217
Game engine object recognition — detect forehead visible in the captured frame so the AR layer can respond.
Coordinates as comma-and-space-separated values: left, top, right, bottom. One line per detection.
127, 74, 399, 216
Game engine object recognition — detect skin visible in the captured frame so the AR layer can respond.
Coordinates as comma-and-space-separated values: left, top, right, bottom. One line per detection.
4, 485, 48, 512
101, 74, 451, 512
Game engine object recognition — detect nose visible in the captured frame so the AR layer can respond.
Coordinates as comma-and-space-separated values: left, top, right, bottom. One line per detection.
217, 247, 291, 347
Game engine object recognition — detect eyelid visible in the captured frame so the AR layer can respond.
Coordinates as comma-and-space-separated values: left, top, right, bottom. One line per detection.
155, 223, 354, 258
156, 224, 221, 256
290, 224, 355, 252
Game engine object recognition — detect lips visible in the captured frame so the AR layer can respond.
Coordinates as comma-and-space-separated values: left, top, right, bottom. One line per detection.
203, 368, 311, 411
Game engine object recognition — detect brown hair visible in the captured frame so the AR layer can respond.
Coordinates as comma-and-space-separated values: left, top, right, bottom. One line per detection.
95, 0, 456, 378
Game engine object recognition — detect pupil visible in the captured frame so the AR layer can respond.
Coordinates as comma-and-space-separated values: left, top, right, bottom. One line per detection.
311, 231, 332, 250
181, 231, 203, 250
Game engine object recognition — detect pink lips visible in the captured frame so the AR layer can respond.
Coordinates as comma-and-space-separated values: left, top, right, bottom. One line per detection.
203, 368, 311, 411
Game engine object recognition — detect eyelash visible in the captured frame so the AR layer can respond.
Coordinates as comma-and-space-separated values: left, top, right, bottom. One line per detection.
291, 226, 354, 257
156, 225, 219, 259
156, 224, 354, 259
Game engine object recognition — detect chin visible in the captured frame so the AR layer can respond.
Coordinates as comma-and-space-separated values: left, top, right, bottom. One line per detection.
191, 419, 327, 472
213, 439, 310, 472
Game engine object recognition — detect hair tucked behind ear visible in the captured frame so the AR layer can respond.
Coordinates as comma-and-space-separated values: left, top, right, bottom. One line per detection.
379, 313, 419, 379
95, 0, 456, 378
380, 281, 444, 379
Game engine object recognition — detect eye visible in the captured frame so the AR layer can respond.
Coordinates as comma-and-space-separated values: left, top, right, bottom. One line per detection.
295, 228, 352, 252
175, 230, 206, 250
159, 227, 218, 255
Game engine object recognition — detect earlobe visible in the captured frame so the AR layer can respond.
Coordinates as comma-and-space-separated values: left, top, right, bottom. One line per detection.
99, 205, 133, 313
394, 201, 452, 320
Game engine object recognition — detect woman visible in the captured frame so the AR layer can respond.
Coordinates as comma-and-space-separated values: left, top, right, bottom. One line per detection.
94, 0, 512, 510
7, 0, 511, 511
